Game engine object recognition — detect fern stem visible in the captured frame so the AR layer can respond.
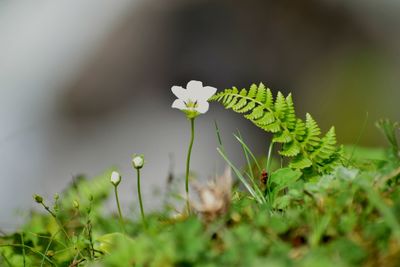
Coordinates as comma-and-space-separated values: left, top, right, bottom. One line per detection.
136, 168, 146, 227
185, 118, 195, 213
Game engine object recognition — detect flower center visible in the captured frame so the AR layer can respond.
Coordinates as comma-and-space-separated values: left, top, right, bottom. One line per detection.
185, 100, 199, 109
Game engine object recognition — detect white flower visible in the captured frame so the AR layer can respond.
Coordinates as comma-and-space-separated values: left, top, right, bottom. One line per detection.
132, 154, 144, 169
110, 171, 121, 186
171, 80, 217, 118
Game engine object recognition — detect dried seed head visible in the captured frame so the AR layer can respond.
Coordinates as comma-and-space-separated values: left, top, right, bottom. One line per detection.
191, 167, 232, 222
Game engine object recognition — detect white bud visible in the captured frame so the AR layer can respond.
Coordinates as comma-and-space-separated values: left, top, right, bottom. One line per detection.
110, 171, 121, 186
132, 154, 144, 169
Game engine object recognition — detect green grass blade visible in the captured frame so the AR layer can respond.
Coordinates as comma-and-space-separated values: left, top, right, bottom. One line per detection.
244, 172, 266, 204
214, 120, 224, 149
217, 147, 263, 203
234, 132, 262, 173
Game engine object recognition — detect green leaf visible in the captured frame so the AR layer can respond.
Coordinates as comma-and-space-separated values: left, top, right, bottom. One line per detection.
270, 167, 302, 192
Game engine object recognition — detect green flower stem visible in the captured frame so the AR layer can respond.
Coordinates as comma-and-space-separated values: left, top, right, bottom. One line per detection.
114, 186, 125, 232
136, 168, 146, 226
185, 118, 195, 213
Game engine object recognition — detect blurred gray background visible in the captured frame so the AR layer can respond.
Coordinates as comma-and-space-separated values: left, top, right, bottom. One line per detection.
1, 0, 399, 231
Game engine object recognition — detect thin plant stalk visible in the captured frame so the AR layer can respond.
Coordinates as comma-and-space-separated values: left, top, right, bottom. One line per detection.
235, 132, 262, 173
1, 251, 13, 267
235, 132, 264, 200
266, 142, 274, 175
214, 120, 224, 151
20, 233, 26, 267
0, 244, 55, 265
86, 208, 95, 260
39, 202, 71, 244
114, 186, 125, 233
185, 118, 195, 213
35, 198, 85, 260
265, 142, 274, 203
217, 147, 265, 204
136, 168, 146, 226
40, 230, 60, 267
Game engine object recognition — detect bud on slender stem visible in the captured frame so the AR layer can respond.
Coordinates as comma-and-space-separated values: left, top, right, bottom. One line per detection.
110, 171, 125, 232
110, 171, 122, 186
34, 194, 43, 204
132, 154, 144, 169
132, 154, 146, 227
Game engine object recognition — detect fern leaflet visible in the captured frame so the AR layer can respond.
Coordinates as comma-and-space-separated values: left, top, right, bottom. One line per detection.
210, 83, 342, 172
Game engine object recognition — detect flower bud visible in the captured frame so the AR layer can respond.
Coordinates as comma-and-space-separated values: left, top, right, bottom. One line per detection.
34, 194, 43, 204
73, 200, 80, 209
110, 171, 121, 186
46, 250, 55, 257
132, 154, 145, 169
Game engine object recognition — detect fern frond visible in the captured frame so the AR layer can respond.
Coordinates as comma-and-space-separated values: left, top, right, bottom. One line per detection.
210, 83, 342, 173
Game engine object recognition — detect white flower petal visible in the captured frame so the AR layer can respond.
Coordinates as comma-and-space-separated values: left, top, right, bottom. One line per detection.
186, 80, 203, 93
195, 101, 209, 114
189, 83, 217, 101
202, 86, 217, 99
110, 171, 121, 185
132, 154, 145, 169
172, 99, 187, 110
171, 86, 188, 100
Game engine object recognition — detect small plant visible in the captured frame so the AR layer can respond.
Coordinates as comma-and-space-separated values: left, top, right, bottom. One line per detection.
132, 154, 146, 226
211, 83, 343, 173
171, 80, 217, 212
110, 171, 125, 232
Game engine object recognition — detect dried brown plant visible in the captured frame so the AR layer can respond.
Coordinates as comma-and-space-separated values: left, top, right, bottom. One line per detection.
190, 167, 232, 222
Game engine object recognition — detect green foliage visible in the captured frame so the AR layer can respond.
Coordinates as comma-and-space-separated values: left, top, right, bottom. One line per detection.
2, 89, 400, 266
0, 171, 117, 266
95, 163, 400, 266
3, 138, 400, 266
210, 83, 343, 173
